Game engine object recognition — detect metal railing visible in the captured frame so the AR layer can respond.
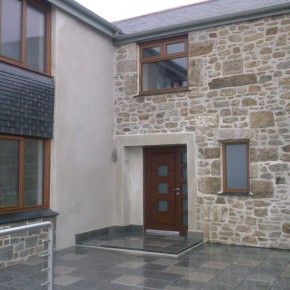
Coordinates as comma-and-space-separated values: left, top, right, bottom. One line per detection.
0, 221, 54, 290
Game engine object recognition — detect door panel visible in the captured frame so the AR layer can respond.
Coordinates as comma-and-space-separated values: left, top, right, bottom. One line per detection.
144, 146, 188, 234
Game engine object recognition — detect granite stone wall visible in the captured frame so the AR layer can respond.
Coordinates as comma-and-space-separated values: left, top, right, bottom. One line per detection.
113, 13, 290, 249
0, 217, 56, 269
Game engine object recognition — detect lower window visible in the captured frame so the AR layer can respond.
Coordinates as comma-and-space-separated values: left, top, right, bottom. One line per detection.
0, 135, 50, 212
222, 141, 249, 193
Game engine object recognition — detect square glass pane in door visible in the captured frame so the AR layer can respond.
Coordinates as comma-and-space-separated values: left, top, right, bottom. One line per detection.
158, 183, 168, 194
181, 168, 187, 179
181, 152, 187, 164
158, 200, 168, 212
181, 183, 188, 194
158, 165, 168, 176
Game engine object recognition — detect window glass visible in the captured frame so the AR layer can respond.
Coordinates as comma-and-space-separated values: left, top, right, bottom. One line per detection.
24, 139, 44, 206
142, 57, 187, 91
158, 200, 168, 212
158, 182, 168, 194
26, 4, 46, 71
225, 144, 248, 190
142, 46, 160, 57
166, 42, 185, 54
0, 0, 22, 60
0, 139, 19, 207
158, 165, 168, 176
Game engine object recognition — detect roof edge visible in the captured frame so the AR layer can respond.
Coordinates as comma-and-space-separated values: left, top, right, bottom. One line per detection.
48, 0, 122, 37
113, 2, 290, 45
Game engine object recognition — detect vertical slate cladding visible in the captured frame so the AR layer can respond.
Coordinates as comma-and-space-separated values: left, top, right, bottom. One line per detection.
0, 62, 55, 138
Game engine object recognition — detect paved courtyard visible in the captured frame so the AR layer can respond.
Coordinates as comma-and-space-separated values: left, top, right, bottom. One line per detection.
52, 243, 290, 290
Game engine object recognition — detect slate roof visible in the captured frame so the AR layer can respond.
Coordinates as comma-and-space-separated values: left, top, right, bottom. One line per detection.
114, 0, 290, 35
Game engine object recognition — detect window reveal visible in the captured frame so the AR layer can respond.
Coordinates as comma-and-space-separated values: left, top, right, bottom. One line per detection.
222, 142, 250, 193
139, 37, 188, 93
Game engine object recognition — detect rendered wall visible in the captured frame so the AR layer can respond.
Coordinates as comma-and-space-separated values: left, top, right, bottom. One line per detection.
114, 13, 290, 249
51, 8, 115, 250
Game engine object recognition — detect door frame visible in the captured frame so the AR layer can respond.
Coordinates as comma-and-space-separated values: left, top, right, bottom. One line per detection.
144, 145, 188, 235
113, 133, 198, 235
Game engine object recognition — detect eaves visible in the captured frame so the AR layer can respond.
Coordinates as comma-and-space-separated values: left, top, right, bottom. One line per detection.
113, 2, 290, 45
47, 0, 122, 38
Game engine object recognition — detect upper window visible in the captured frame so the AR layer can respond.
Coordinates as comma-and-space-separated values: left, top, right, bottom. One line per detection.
0, 0, 51, 74
139, 36, 188, 94
0, 135, 50, 213
222, 141, 250, 193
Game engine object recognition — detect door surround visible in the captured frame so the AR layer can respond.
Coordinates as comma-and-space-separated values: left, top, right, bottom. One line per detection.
113, 133, 198, 234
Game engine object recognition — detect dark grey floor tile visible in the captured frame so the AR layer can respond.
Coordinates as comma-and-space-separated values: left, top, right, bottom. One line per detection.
152, 271, 182, 281
170, 278, 205, 289
271, 281, 290, 290
143, 262, 168, 271
137, 277, 173, 289
200, 283, 237, 290
235, 279, 274, 290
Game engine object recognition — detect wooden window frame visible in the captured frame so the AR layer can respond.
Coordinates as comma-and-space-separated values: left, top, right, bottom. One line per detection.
0, 0, 51, 75
222, 140, 250, 193
139, 36, 188, 95
0, 134, 50, 213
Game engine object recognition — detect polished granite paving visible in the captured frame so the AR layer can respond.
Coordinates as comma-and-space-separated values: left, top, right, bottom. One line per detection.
80, 233, 203, 256
1, 243, 290, 289
53, 243, 290, 290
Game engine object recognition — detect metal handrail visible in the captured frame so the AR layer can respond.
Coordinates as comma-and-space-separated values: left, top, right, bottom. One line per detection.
0, 221, 54, 290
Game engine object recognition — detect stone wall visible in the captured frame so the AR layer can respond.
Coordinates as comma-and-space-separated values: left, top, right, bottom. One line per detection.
113, 13, 290, 249
0, 217, 56, 269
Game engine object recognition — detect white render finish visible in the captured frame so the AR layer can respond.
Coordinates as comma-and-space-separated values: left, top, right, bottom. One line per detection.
50, 8, 115, 250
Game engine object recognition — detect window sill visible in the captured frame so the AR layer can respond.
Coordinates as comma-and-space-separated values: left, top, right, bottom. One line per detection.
135, 89, 191, 98
0, 209, 59, 225
217, 191, 253, 196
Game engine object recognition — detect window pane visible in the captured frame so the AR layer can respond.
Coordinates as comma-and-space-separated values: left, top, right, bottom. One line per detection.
226, 144, 248, 189
142, 46, 160, 57
24, 140, 44, 206
158, 183, 168, 194
0, 0, 22, 60
181, 152, 187, 164
181, 168, 187, 179
142, 57, 187, 91
182, 199, 188, 210
181, 183, 188, 195
166, 42, 185, 54
26, 5, 45, 71
182, 214, 188, 226
0, 139, 19, 207
158, 200, 168, 212
158, 165, 168, 176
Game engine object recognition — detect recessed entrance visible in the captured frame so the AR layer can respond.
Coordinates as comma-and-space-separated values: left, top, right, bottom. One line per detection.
144, 146, 188, 235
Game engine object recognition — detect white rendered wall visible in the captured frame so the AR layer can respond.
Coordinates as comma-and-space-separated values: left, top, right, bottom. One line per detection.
50, 8, 115, 250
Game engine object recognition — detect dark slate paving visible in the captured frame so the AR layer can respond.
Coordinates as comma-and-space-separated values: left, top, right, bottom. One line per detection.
80, 232, 202, 256
0, 242, 290, 289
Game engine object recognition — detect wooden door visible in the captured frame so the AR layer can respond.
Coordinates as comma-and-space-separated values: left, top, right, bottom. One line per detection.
144, 146, 188, 235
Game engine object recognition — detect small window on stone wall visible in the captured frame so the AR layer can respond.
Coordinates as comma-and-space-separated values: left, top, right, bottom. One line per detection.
139, 36, 188, 94
222, 141, 250, 193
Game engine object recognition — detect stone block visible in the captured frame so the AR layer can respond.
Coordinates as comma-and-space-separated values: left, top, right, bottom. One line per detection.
242, 98, 257, 106
281, 154, 290, 162
197, 114, 219, 128
266, 27, 278, 35
0, 246, 13, 261
242, 236, 257, 244
199, 147, 220, 159
215, 196, 226, 204
189, 58, 204, 86
249, 111, 274, 128
254, 208, 268, 217
124, 73, 137, 96
253, 200, 271, 207
198, 177, 221, 194
251, 180, 274, 198
277, 61, 290, 70
282, 223, 290, 234
223, 59, 243, 75
211, 160, 220, 175
281, 92, 290, 99
116, 60, 137, 74
189, 104, 206, 115
269, 163, 289, 172
189, 41, 214, 57
250, 148, 279, 162
282, 145, 290, 152
209, 74, 257, 89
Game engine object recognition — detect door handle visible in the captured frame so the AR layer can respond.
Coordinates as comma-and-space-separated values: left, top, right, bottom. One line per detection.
172, 188, 180, 195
